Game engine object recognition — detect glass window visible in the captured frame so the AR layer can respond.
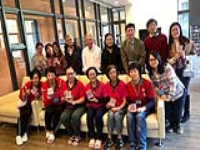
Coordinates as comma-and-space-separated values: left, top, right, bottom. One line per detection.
85, 0, 95, 19
178, 0, 189, 11
78, 0, 83, 17
86, 21, 97, 43
21, 0, 51, 12
24, 15, 55, 64
120, 10, 125, 20
57, 19, 64, 42
113, 11, 119, 21
0, 20, 13, 96
178, 13, 189, 37
65, 19, 80, 46
3, 0, 16, 7
100, 6, 108, 23
54, 0, 61, 14
63, 0, 77, 16
6, 14, 21, 44
120, 23, 126, 42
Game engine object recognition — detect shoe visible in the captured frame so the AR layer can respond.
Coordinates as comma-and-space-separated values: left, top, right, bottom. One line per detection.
46, 131, 51, 138
94, 139, 102, 149
16, 136, 23, 146
22, 133, 28, 142
72, 136, 80, 146
88, 138, 95, 148
104, 138, 114, 149
47, 133, 55, 144
68, 136, 75, 145
166, 126, 173, 133
181, 114, 190, 123
174, 126, 184, 134
115, 138, 124, 149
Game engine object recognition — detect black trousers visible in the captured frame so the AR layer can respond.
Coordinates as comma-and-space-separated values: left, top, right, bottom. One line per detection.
17, 103, 32, 136
45, 104, 65, 132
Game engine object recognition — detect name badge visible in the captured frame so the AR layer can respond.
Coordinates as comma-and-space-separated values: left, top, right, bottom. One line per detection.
129, 103, 137, 112
86, 90, 94, 100
109, 97, 116, 107
65, 91, 72, 99
47, 88, 54, 97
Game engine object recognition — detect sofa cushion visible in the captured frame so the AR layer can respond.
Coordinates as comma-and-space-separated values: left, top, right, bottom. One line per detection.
0, 101, 19, 118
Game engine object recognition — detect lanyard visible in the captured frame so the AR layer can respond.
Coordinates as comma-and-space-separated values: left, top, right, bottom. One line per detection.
131, 80, 141, 100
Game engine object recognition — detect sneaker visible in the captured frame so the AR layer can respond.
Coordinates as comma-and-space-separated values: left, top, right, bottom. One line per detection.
16, 136, 23, 146
115, 138, 124, 149
166, 126, 173, 133
46, 131, 51, 138
47, 133, 55, 144
88, 139, 95, 148
104, 138, 114, 149
72, 136, 80, 146
22, 133, 28, 142
181, 114, 190, 123
94, 139, 102, 149
174, 126, 184, 134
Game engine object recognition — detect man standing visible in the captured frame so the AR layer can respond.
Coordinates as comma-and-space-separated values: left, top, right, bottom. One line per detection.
82, 34, 101, 73
120, 23, 146, 73
144, 19, 168, 63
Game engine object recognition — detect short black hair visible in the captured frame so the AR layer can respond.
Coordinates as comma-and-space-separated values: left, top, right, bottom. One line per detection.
86, 67, 99, 78
125, 23, 135, 31
35, 42, 44, 49
105, 64, 118, 80
65, 65, 75, 73
30, 68, 42, 79
128, 62, 142, 76
146, 18, 158, 28
45, 67, 56, 77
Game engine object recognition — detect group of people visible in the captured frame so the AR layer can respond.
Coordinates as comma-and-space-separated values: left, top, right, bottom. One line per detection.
16, 18, 196, 150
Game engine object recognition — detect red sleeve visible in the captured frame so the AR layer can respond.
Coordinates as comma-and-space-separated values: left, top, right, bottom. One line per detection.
41, 81, 50, 108
19, 81, 31, 101
120, 81, 128, 98
145, 80, 155, 99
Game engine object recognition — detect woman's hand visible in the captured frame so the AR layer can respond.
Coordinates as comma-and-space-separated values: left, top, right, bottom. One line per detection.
111, 107, 120, 112
137, 106, 146, 113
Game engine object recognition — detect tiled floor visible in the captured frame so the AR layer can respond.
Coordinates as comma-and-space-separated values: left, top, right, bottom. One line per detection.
0, 79, 199, 150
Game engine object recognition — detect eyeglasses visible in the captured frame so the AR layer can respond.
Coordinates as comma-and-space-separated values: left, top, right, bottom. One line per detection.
149, 58, 157, 62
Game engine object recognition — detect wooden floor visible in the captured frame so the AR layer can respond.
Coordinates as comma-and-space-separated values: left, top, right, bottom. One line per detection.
0, 81, 199, 150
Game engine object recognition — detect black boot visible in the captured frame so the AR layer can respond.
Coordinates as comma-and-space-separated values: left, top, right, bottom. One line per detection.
181, 95, 190, 123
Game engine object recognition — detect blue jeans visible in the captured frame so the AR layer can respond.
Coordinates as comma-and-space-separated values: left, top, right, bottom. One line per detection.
87, 106, 107, 139
107, 108, 126, 135
127, 111, 149, 150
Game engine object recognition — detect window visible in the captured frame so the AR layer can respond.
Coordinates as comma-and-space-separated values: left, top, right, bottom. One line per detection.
100, 6, 108, 23
85, 0, 95, 19
178, 0, 189, 11
57, 19, 64, 42
3, 0, 16, 7
86, 21, 97, 43
63, 0, 77, 16
178, 13, 189, 37
21, 0, 51, 12
54, 0, 61, 14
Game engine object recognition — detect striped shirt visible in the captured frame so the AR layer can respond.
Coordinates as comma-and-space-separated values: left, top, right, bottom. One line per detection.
150, 63, 185, 101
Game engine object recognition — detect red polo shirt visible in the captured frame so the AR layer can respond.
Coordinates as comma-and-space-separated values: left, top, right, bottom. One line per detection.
19, 81, 43, 102
64, 79, 85, 109
126, 78, 155, 107
104, 80, 127, 107
42, 78, 66, 108
85, 81, 106, 109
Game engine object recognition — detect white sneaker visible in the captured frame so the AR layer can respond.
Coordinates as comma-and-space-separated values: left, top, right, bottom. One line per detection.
22, 133, 28, 142
46, 131, 51, 138
16, 136, 23, 146
47, 133, 55, 144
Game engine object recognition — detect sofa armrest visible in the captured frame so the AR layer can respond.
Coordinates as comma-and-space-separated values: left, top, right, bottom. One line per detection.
156, 98, 165, 139
31, 100, 43, 126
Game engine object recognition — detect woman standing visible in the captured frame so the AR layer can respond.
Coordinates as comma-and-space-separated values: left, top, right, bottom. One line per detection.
126, 63, 155, 150
31, 42, 47, 75
52, 42, 67, 75
146, 51, 185, 134
101, 33, 124, 73
168, 22, 196, 123
104, 65, 127, 150
45, 43, 54, 67
16, 69, 42, 146
85, 67, 107, 149
42, 67, 66, 143
60, 66, 85, 146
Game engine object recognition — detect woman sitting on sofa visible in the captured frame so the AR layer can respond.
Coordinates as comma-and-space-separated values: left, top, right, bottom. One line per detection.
126, 63, 155, 150
16, 68, 42, 146
59, 66, 85, 146
42, 67, 66, 143
104, 65, 127, 150
85, 67, 107, 149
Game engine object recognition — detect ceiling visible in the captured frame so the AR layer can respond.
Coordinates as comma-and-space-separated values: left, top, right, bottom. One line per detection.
90, 0, 132, 7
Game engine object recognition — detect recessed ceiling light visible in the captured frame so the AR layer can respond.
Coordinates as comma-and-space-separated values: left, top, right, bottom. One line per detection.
114, 0, 119, 5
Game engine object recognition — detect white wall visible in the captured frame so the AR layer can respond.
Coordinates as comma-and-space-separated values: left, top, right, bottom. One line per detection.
125, 0, 178, 38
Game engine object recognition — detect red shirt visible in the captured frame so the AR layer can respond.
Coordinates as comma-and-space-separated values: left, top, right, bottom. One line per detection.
104, 80, 127, 107
144, 33, 168, 62
19, 81, 42, 102
64, 79, 85, 109
126, 78, 155, 107
42, 78, 66, 108
85, 81, 106, 109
